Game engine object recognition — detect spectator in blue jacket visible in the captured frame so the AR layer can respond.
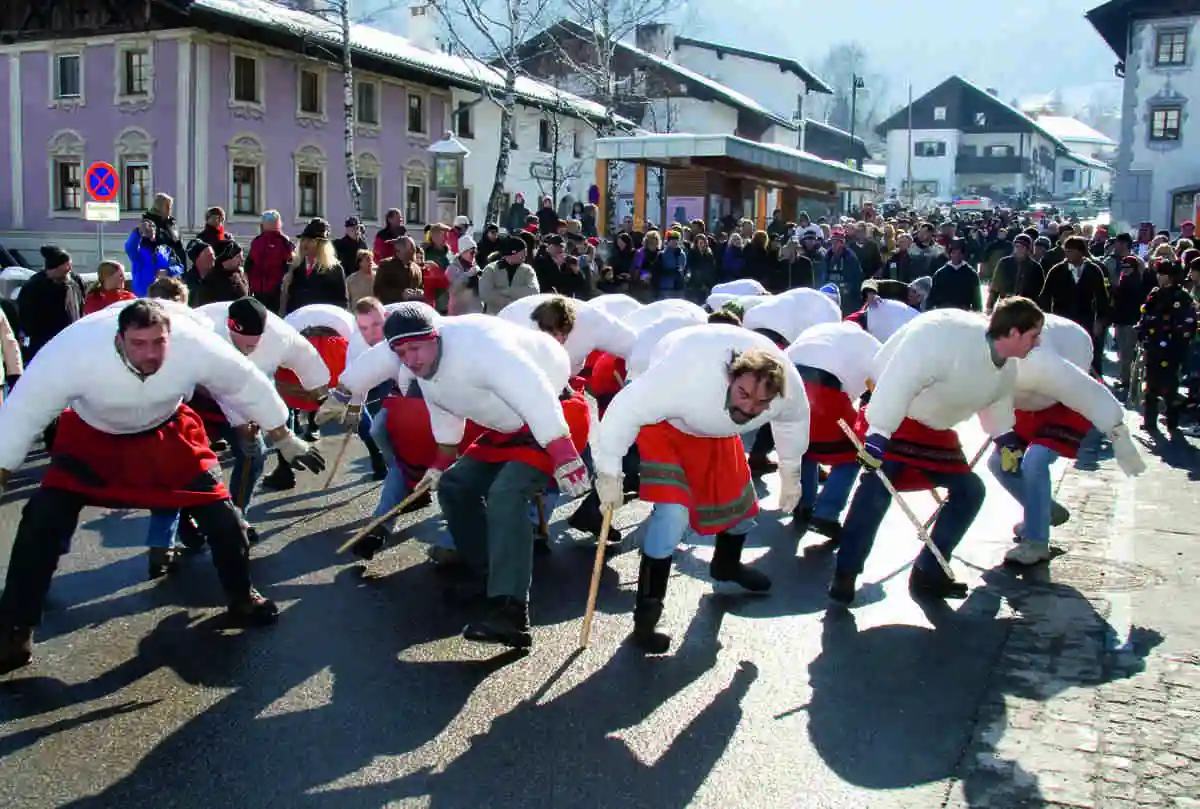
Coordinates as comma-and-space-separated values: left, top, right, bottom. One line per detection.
817, 228, 863, 315
124, 216, 184, 296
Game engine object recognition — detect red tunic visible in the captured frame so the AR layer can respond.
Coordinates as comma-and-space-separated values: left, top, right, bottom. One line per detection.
587, 352, 626, 407
275, 334, 348, 412
637, 422, 758, 534
804, 379, 858, 465
854, 407, 968, 492
1014, 404, 1093, 459
42, 406, 229, 509
463, 378, 591, 478
383, 392, 484, 489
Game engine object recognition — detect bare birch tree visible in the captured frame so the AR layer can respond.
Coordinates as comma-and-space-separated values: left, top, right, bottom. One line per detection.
283, 0, 403, 217
431, 0, 559, 224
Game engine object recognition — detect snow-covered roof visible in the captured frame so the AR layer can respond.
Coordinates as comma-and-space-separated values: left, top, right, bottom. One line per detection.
1033, 115, 1116, 146
955, 76, 1071, 152
1062, 150, 1111, 171
190, 0, 619, 124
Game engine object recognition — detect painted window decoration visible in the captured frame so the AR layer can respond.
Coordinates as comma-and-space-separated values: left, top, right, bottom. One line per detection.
233, 55, 259, 102
1150, 107, 1182, 141
1155, 29, 1188, 67
124, 49, 150, 96
933, 106, 947, 121
408, 94, 425, 133
232, 165, 258, 215
405, 182, 424, 224
56, 54, 81, 99
56, 161, 83, 211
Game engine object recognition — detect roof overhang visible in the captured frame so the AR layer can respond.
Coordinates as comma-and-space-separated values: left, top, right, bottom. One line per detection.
1061, 151, 1112, 171
595, 133, 878, 195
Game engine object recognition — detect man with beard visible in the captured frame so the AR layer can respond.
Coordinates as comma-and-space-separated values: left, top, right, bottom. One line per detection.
593, 325, 810, 653
0, 300, 326, 672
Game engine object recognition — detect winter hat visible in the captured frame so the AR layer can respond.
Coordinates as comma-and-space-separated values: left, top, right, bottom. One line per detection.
819, 283, 841, 305
456, 236, 477, 256
227, 296, 268, 337
1012, 234, 1033, 248
453, 215, 471, 228
908, 276, 932, 301
300, 217, 331, 240
384, 302, 439, 346
40, 245, 71, 270
499, 235, 527, 258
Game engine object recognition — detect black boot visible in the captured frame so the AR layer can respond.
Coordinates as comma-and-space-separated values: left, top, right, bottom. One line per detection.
463, 596, 532, 649
567, 490, 624, 545
368, 447, 388, 481
709, 532, 771, 592
227, 588, 279, 625
809, 517, 843, 547
632, 553, 672, 654
828, 572, 857, 604
176, 513, 208, 552
147, 547, 179, 579
0, 626, 33, 675
792, 504, 813, 532
908, 565, 968, 601
349, 526, 389, 561
1143, 396, 1161, 435
304, 412, 321, 441
260, 452, 296, 491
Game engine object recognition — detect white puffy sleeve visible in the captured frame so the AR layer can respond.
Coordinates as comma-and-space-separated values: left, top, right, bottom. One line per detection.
0, 331, 85, 470
190, 330, 290, 431
769, 362, 810, 473
1023, 349, 1123, 433
589, 308, 637, 359
591, 370, 673, 478
339, 340, 403, 404
425, 394, 466, 446
278, 324, 331, 390
484, 346, 570, 447
864, 329, 940, 438
978, 391, 1017, 437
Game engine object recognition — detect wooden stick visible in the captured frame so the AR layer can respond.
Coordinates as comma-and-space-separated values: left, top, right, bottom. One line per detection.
322, 431, 353, 490
922, 439, 989, 531
534, 493, 549, 538
837, 420, 956, 579
579, 507, 613, 649
337, 479, 431, 554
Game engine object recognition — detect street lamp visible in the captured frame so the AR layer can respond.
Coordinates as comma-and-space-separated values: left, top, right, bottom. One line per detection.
849, 73, 866, 142
427, 130, 471, 221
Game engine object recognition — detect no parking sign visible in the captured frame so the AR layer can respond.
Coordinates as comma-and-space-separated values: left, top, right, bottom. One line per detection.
86, 162, 119, 203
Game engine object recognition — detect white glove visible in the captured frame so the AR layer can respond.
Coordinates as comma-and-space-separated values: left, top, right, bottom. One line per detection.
777, 466, 802, 514
417, 466, 443, 492
1109, 424, 1146, 477
314, 388, 351, 427
596, 473, 624, 510
274, 433, 327, 474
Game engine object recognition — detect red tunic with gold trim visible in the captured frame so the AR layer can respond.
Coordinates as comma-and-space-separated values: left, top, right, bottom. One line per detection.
275, 334, 348, 412
43, 405, 229, 509
853, 406, 968, 492
636, 422, 758, 534
1013, 404, 1093, 459
462, 377, 591, 480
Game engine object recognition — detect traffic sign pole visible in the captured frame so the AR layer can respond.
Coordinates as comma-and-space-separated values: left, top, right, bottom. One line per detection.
85, 162, 119, 264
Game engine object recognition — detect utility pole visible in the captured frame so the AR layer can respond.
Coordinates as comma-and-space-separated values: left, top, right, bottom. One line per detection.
906, 82, 914, 209
795, 90, 807, 152
848, 73, 865, 163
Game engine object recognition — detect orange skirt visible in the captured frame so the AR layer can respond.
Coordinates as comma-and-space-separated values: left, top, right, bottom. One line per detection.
275, 334, 348, 412
637, 422, 758, 535
855, 407, 967, 492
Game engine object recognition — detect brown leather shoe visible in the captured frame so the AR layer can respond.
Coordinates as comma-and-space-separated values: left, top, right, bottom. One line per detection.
0, 626, 33, 675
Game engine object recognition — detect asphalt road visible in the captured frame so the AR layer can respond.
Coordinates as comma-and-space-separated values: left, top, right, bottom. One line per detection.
0, 409, 1066, 809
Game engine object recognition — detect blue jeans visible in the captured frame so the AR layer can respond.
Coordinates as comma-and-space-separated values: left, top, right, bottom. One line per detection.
987, 444, 1058, 545
800, 459, 859, 521
834, 462, 986, 578
643, 503, 756, 559
145, 422, 266, 549
368, 411, 396, 468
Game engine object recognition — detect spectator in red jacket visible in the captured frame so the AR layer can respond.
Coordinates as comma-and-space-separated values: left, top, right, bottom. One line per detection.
372, 208, 407, 264
245, 210, 294, 313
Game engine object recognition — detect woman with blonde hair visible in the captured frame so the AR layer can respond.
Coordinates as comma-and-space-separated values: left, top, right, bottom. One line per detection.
0, 305, 22, 402
280, 217, 349, 313
82, 260, 135, 315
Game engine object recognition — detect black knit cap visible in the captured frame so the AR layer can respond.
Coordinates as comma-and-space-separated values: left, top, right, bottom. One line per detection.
227, 296, 268, 337
384, 302, 439, 346
40, 245, 70, 270
499, 235, 527, 257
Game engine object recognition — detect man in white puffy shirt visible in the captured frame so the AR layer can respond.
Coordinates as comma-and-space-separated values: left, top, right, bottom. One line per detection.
786, 322, 881, 544
498, 293, 636, 375
990, 313, 1144, 565
830, 298, 1045, 605
332, 304, 590, 649
0, 300, 326, 673
593, 325, 810, 653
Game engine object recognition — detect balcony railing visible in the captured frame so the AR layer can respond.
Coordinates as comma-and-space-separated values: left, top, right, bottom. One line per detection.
955, 155, 1031, 175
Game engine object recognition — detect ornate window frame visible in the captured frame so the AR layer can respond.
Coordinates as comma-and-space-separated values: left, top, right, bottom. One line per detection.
356, 151, 382, 225
228, 46, 266, 120
227, 132, 266, 221
294, 143, 328, 223
47, 129, 86, 219
114, 126, 156, 218
404, 157, 430, 224
296, 62, 328, 128
114, 38, 155, 111
48, 47, 86, 111
1145, 84, 1188, 153
406, 89, 429, 137
355, 78, 382, 137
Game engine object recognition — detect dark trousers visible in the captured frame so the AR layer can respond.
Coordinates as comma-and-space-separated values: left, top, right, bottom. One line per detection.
1091, 324, 1106, 377
835, 463, 986, 579
0, 487, 254, 628
750, 423, 775, 457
